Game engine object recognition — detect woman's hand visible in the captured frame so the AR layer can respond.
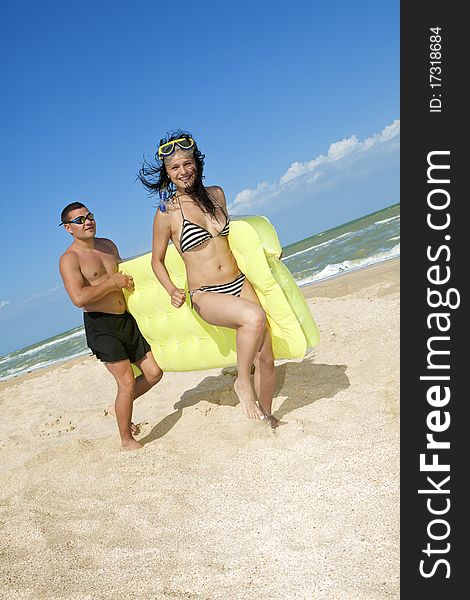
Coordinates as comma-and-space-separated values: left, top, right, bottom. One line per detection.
171, 287, 186, 308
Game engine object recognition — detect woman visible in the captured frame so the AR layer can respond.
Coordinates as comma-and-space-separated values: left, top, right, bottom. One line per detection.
139, 131, 278, 428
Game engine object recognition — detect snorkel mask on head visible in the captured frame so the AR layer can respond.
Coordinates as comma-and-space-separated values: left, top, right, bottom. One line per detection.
157, 137, 195, 160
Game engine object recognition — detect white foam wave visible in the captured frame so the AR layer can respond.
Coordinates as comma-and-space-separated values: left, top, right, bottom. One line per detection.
359, 216, 400, 238
283, 230, 356, 261
9, 328, 86, 360
295, 244, 400, 287
0, 349, 90, 382
283, 214, 400, 262
373, 215, 400, 226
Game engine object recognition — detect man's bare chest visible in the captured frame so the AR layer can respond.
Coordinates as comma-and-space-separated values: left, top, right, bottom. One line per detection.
79, 252, 118, 285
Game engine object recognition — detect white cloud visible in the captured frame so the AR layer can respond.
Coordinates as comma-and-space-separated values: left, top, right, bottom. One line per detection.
24, 284, 62, 304
280, 155, 326, 185
230, 181, 274, 211
0, 283, 66, 328
230, 119, 400, 213
0, 285, 66, 326
327, 135, 359, 161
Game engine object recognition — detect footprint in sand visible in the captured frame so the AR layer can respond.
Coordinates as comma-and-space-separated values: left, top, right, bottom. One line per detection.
40, 416, 75, 436
103, 409, 146, 435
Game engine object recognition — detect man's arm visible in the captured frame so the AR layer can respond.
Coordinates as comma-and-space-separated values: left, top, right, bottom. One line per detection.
59, 252, 133, 308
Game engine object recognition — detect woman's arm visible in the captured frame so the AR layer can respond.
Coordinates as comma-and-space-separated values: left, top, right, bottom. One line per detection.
151, 209, 186, 308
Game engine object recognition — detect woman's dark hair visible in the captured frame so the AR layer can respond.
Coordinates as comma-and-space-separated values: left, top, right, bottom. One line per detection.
138, 130, 217, 216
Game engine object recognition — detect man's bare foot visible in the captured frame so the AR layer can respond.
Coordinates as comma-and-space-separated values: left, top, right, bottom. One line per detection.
265, 414, 280, 429
234, 379, 265, 420
120, 438, 144, 451
105, 405, 140, 434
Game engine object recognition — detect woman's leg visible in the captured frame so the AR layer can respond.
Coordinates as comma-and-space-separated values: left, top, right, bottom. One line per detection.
238, 280, 278, 427
191, 289, 266, 420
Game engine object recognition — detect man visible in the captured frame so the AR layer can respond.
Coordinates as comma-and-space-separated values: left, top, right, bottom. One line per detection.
59, 202, 162, 451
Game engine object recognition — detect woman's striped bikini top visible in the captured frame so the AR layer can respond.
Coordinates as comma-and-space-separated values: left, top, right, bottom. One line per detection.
178, 200, 230, 253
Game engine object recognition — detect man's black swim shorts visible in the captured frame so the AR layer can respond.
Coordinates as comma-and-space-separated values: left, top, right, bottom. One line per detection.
83, 311, 151, 363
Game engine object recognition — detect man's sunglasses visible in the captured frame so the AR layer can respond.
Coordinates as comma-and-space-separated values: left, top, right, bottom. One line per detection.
59, 212, 95, 226
157, 137, 195, 159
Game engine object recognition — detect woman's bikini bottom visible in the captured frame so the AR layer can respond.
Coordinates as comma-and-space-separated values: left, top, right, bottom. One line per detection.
189, 272, 246, 308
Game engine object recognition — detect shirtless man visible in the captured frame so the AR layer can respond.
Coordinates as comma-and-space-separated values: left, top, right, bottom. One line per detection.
59, 202, 162, 451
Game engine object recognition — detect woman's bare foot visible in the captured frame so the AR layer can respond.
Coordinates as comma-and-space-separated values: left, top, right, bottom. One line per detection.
234, 379, 265, 420
120, 438, 144, 451
105, 405, 140, 434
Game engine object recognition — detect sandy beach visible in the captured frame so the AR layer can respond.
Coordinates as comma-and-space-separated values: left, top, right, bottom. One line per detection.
0, 258, 399, 600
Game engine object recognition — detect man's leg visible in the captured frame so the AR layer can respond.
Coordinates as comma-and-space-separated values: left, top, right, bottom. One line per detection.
133, 351, 163, 399
106, 351, 163, 436
105, 359, 143, 451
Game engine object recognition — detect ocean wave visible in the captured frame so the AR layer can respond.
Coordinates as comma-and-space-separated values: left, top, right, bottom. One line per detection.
283, 230, 357, 261
5, 328, 86, 361
283, 215, 400, 262
355, 216, 400, 238
0, 349, 90, 382
373, 215, 400, 226
295, 244, 400, 287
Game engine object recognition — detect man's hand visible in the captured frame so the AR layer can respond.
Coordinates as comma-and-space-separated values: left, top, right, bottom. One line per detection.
170, 288, 186, 308
113, 272, 135, 292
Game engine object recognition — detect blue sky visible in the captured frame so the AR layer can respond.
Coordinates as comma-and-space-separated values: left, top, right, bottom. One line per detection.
0, 0, 399, 355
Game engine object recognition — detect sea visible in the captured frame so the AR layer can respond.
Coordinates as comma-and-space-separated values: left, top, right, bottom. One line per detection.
0, 203, 399, 382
